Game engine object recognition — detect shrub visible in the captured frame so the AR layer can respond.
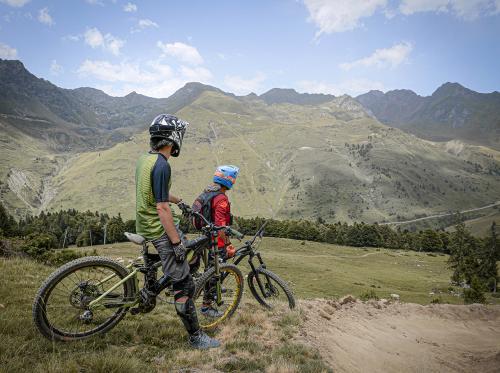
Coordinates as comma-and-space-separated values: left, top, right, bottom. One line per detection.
359, 289, 379, 301
40, 249, 83, 266
463, 277, 487, 304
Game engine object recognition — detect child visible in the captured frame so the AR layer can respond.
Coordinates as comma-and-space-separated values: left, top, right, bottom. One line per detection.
194, 165, 239, 317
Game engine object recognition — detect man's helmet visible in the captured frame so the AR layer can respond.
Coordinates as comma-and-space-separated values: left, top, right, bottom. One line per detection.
149, 114, 188, 157
213, 165, 240, 189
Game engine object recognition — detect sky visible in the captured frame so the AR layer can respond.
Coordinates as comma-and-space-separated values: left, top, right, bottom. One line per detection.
1, 0, 500, 98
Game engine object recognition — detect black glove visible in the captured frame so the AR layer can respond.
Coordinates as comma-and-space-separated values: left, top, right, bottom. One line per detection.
172, 241, 186, 263
177, 201, 191, 214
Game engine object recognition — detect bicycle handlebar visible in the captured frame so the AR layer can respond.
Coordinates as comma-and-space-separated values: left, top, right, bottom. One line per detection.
179, 205, 244, 240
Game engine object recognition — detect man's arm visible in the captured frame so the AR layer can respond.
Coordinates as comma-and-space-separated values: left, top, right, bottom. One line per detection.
156, 202, 181, 243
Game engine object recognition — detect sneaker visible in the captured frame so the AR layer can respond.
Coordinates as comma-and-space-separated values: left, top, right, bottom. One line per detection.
189, 330, 221, 349
200, 306, 224, 318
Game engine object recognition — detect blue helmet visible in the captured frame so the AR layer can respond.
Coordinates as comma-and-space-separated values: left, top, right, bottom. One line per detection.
213, 165, 240, 189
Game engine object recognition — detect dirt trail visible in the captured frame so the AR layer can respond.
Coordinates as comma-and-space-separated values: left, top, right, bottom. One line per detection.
381, 200, 500, 226
299, 298, 500, 373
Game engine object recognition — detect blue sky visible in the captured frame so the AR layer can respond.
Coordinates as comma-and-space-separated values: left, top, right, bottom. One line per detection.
1, 0, 499, 98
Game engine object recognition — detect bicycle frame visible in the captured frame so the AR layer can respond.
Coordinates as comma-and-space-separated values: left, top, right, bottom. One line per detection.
87, 228, 223, 311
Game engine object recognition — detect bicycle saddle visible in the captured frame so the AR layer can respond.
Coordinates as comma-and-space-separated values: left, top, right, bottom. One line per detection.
124, 232, 146, 245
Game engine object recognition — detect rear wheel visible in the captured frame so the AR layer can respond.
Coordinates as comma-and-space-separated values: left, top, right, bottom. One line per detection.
193, 264, 244, 330
247, 268, 295, 310
32, 256, 136, 341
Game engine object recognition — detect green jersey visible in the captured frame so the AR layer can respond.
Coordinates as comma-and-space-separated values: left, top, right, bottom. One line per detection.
135, 152, 180, 239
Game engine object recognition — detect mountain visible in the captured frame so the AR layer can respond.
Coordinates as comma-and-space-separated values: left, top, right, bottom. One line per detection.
0, 60, 223, 151
356, 83, 500, 148
45, 90, 500, 226
0, 60, 221, 215
1, 61, 499, 229
259, 88, 335, 105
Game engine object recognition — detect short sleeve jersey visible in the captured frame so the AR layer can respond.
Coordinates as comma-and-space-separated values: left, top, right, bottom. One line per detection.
135, 152, 180, 239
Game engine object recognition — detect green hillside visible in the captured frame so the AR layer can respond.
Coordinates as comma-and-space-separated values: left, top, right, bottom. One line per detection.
46, 90, 500, 225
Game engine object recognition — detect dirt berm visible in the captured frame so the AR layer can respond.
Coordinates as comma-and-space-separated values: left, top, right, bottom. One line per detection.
298, 298, 500, 373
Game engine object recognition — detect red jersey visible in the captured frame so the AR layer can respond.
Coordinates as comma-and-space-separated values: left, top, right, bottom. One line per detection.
211, 193, 231, 248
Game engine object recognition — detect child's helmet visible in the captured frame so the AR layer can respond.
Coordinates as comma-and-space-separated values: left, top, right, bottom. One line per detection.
213, 165, 240, 189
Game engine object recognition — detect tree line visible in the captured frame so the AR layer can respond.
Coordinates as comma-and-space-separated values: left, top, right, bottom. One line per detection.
1, 204, 497, 300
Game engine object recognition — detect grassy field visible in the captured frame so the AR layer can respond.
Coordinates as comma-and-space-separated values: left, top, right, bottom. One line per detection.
0, 257, 329, 373
75, 236, 499, 305
1, 237, 499, 372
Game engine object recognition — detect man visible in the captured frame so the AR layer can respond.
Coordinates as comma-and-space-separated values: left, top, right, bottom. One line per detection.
199, 165, 239, 317
135, 113, 220, 349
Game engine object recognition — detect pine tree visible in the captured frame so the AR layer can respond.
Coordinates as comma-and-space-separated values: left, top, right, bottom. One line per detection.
448, 223, 480, 285
478, 222, 499, 292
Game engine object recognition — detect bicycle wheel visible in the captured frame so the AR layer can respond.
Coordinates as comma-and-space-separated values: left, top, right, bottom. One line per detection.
247, 268, 295, 310
32, 256, 136, 341
193, 264, 244, 330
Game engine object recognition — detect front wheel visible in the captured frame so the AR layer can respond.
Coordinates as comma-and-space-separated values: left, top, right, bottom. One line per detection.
32, 256, 136, 341
247, 268, 295, 310
193, 264, 244, 330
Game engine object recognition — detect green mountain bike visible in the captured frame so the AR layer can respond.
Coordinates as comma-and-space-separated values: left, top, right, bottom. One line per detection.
32, 216, 244, 342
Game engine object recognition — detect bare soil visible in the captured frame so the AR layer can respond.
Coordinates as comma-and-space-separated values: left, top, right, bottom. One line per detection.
299, 298, 500, 373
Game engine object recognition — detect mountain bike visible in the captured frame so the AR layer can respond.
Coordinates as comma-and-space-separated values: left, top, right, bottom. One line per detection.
182, 208, 295, 311
32, 218, 244, 341
230, 222, 295, 310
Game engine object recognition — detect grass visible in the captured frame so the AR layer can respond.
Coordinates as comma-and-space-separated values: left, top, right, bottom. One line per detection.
1, 236, 499, 372
0, 257, 330, 373
76, 236, 499, 305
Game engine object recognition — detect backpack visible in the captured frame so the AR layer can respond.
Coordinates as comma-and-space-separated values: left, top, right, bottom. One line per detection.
191, 189, 224, 230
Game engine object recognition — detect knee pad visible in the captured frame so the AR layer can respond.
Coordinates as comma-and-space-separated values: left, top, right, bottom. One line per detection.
173, 274, 195, 300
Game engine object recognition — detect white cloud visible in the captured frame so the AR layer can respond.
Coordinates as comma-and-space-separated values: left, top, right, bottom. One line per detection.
303, 0, 387, 35
138, 19, 158, 28
84, 28, 103, 48
340, 42, 413, 71
0, 42, 17, 59
0, 0, 30, 7
77, 59, 213, 98
157, 41, 203, 65
50, 60, 63, 75
297, 79, 385, 96
400, 0, 500, 19
63, 34, 80, 42
123, 2, 137, 12
38, 7, 54, 26
84, 28, 125, 56
224, 72, 266, 95
179, 66, 212, 82
85, 0, 104, 5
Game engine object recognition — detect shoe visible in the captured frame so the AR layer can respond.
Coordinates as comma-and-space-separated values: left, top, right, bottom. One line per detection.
200, 306, 224, 318
189, 330, 221, 349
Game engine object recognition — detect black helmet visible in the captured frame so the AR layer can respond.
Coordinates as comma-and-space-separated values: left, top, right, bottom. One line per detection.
149, 114, 188, 157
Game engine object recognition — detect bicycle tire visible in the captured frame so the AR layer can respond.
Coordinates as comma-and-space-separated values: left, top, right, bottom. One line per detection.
193, 263, 244, 330
32, 256, 136, 342
247, 268, 295, 310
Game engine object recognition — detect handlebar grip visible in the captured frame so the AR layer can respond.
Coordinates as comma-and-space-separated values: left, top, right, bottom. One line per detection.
228, 227, 244, 240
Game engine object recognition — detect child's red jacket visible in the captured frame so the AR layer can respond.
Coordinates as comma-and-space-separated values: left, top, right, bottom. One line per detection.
211, 193, 231, 248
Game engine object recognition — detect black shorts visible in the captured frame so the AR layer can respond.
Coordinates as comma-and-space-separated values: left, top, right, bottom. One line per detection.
151, 229, 190, 284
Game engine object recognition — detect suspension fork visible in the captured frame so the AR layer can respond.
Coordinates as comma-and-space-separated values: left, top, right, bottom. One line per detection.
210, 233, 224, 306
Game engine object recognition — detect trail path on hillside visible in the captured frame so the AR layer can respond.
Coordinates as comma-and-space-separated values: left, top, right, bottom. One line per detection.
381, 200, 500, 226
299, 299, 500, 373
